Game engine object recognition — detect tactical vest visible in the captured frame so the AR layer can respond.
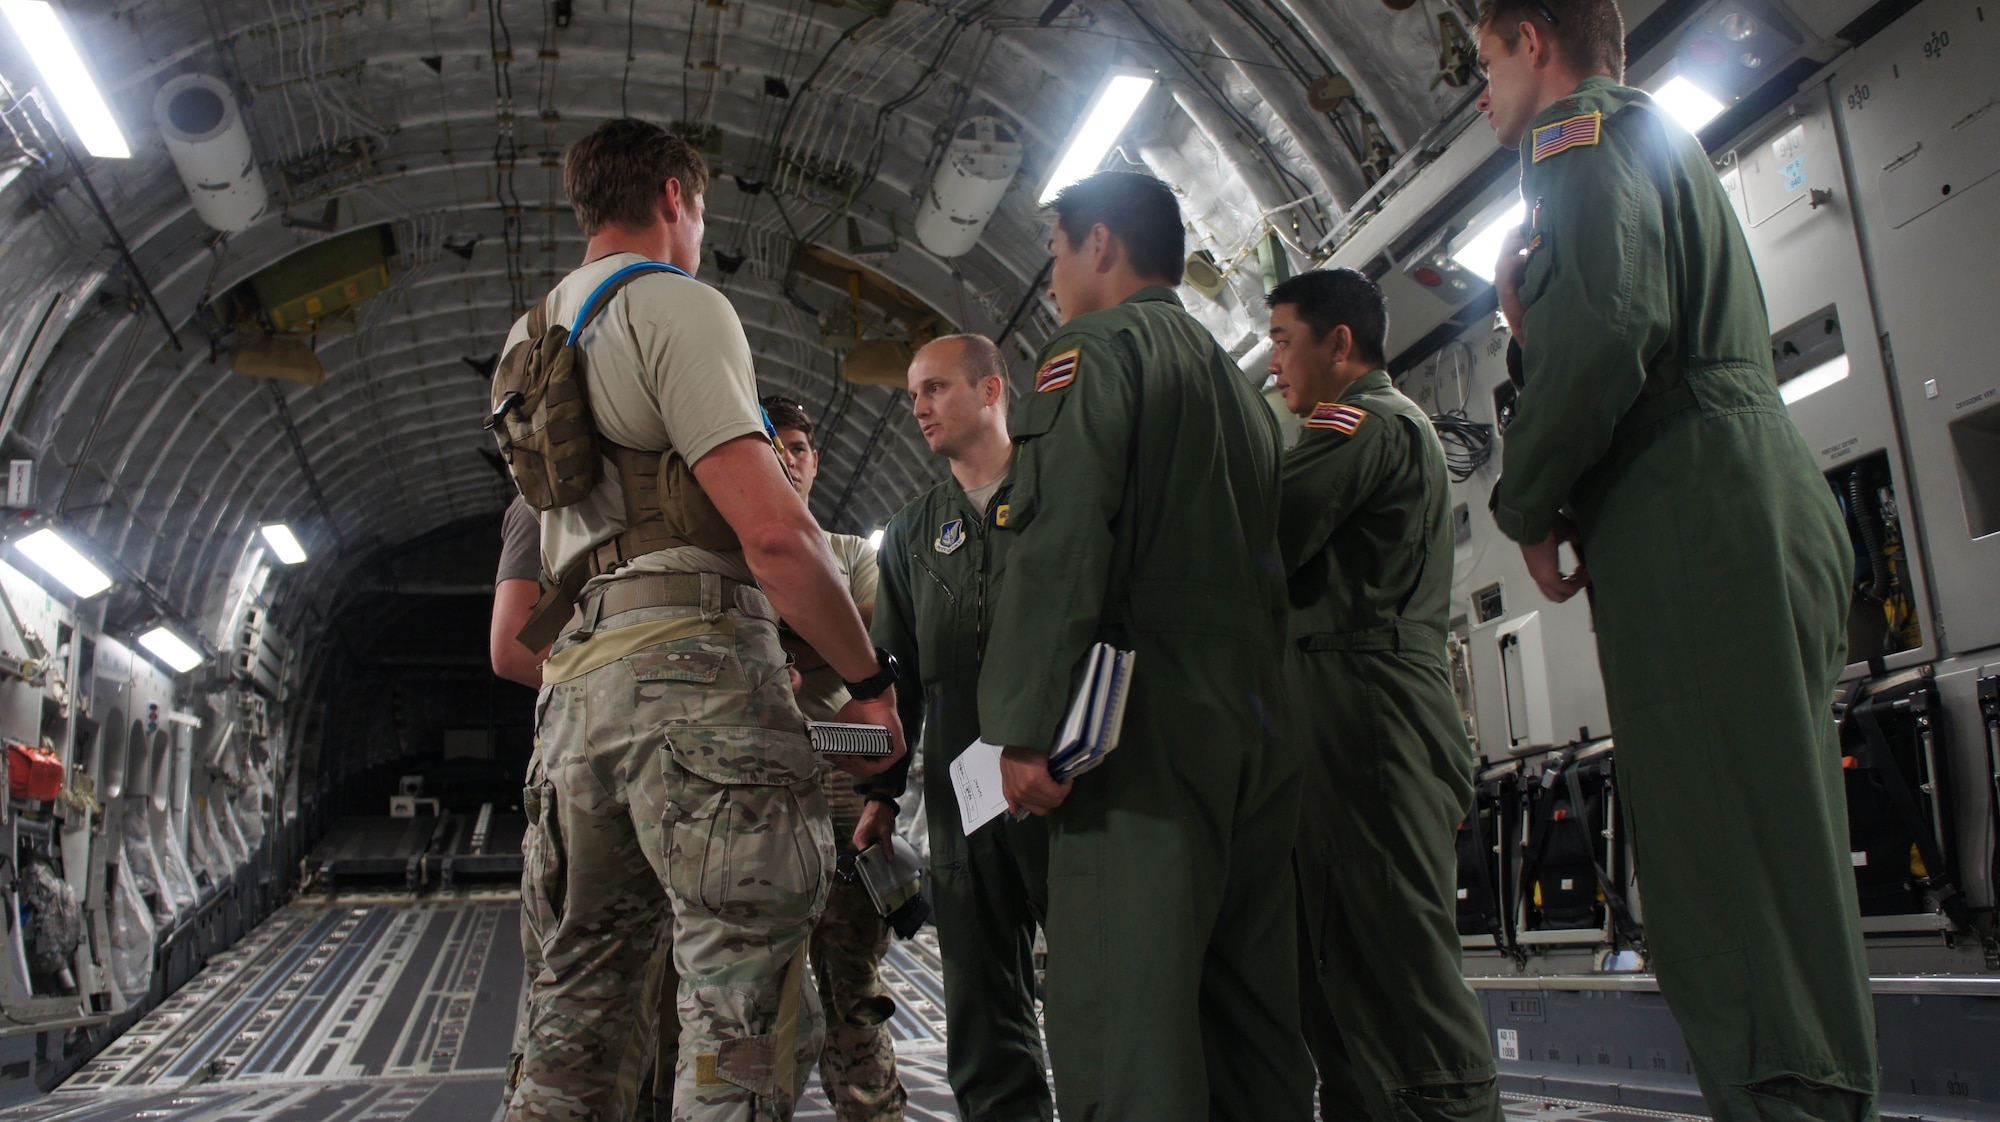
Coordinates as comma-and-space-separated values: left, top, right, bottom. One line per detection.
488, 261, 741, 649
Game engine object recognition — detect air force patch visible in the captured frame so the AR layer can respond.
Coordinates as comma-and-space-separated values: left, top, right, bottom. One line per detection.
1305, 402, 1368, 435
1034, 348, 1079, 392
934, 518, 966, 554
1531, 111, 1602, 163
994, 503, 1012, 528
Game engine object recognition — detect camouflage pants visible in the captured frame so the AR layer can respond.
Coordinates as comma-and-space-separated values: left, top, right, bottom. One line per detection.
506, 591, 835, 1122
810, 870, 906, 1121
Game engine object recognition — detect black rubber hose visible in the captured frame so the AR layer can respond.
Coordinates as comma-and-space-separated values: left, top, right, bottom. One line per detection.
1847, 470, 1892, 602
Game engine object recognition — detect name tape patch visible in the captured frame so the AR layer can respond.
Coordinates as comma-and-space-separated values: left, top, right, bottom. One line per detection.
1532, 111, 1602, 163
1305, 402, 1368, 435
1034, 348, 1079, 392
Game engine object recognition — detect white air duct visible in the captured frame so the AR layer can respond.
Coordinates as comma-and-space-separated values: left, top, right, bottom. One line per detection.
153, 73, 267, 233
915, 117, 1022, 258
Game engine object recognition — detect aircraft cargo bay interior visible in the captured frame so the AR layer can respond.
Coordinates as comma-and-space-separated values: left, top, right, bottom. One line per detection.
0, 0, 1989, 1118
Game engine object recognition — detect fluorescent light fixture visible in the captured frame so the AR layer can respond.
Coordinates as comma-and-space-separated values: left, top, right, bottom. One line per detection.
260, 522, 308, 564
1039, 71, 1156, 205
1780, 353, 1849, 405
1452, 199, 1527, 283
0, 0, 130, 159
14, 527, 111, 597
138, 626, 204, 673
1653, 75, 1727, 133
866, 528, 885, 551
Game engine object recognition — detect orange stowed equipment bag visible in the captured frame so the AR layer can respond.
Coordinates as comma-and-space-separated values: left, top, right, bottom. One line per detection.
7, 740, 62, 801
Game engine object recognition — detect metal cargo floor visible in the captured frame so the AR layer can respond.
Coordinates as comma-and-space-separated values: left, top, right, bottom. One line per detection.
0, 894, 1707, 1121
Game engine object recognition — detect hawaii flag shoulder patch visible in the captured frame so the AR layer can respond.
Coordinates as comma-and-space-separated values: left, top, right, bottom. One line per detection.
1305, 402, 1367, 435
1034, 348, 1080, 392
1531, 111, 1602, 163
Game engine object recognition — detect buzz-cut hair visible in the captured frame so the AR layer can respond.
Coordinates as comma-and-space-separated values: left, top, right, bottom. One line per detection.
923, 334, 1010, 391
563, 118, 711, 236
1048, 171, 1186, 286
1476, 0, 1626, 83
1266, 268, 1389, 367
760, 394, 815, 448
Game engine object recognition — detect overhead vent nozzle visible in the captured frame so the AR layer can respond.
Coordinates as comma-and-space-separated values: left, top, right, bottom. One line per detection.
153, 74, 268, 233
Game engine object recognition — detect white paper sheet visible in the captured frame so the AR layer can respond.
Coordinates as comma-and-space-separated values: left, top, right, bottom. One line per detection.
949, 739, 1010, 835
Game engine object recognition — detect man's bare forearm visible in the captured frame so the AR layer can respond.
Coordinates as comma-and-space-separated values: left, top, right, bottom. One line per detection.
742, 530, 879, 681
694, 436, 881, 682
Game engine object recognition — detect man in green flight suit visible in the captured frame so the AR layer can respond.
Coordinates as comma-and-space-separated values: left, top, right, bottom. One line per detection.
985, 170, 1314, 1122
1476, 3, 1878, 1120
1266, 269, 1501, 1122
871, 333, 1053, 1122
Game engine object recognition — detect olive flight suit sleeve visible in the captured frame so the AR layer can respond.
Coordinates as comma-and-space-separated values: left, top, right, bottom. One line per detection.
1491, 121, 1676, 545
1278, 415, 1397, 578
855, 514, 921, 802
978, 332, 1138, 752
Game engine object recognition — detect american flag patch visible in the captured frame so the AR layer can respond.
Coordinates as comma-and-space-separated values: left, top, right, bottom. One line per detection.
1532, 111, 1602, 163
1305, 402, 1367, 434
1034, 348, 1079, 392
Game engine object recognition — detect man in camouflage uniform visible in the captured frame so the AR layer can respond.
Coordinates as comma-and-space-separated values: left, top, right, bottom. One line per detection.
502, 119, 906, 1122
764, 394, 907, 1122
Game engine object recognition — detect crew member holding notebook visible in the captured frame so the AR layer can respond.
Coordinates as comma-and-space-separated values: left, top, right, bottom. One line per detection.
871, 334, 1053, 1122
980, 170, 1314, 1122
1265, 269, 1502, 1122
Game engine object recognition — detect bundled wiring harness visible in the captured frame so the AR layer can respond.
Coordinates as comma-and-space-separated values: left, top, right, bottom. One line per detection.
1428, 343, 1495, 483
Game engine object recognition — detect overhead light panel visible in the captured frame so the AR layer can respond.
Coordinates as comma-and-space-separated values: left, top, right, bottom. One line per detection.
1779, 353, 1849, 405
866, 528, 885, 551
138, 626, 204, 673
1653, 75, 1727, 133
14, 527, 112, 597
1039, 71, 1156, 205
260, 522, 308, 564
0, 0, 130, 159
1452, 199, 1527, 284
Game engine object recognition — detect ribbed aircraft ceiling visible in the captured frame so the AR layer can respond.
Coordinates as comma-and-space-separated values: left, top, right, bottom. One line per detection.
0, 0, 1484, 640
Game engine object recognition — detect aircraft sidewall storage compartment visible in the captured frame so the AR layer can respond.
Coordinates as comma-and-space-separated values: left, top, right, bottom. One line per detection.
153, 73, 269, 234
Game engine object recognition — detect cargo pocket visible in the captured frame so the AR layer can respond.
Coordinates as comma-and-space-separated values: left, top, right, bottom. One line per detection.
520, 777, 565, 949
666, 723, 819, 787
664, 773, 830, 923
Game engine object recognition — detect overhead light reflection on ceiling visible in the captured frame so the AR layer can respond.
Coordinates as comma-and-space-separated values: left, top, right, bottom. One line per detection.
260, 523, 309, 565
1452, 199, 1527, 284
1653, 75, 1728, 133
13, 527, 113, 597
138, 626, 205, 673
1039, 71, 1156, 205
0, 0, 130, 158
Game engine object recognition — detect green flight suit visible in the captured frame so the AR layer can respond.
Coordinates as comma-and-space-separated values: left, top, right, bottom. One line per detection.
871, 478, 1053, 1122
1280, 373, 1500, 1122
1494, 78, 1876, 1122
979, 287, 1315, 1122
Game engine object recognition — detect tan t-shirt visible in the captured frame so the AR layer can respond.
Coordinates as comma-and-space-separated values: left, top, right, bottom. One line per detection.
792, 531, 880, 722
498, 252, 768, 587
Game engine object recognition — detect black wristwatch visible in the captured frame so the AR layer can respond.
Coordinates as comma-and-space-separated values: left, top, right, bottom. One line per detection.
842, 646, 900, 702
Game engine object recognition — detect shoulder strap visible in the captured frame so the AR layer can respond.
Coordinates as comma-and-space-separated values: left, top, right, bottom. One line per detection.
570, 261, 693, 340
